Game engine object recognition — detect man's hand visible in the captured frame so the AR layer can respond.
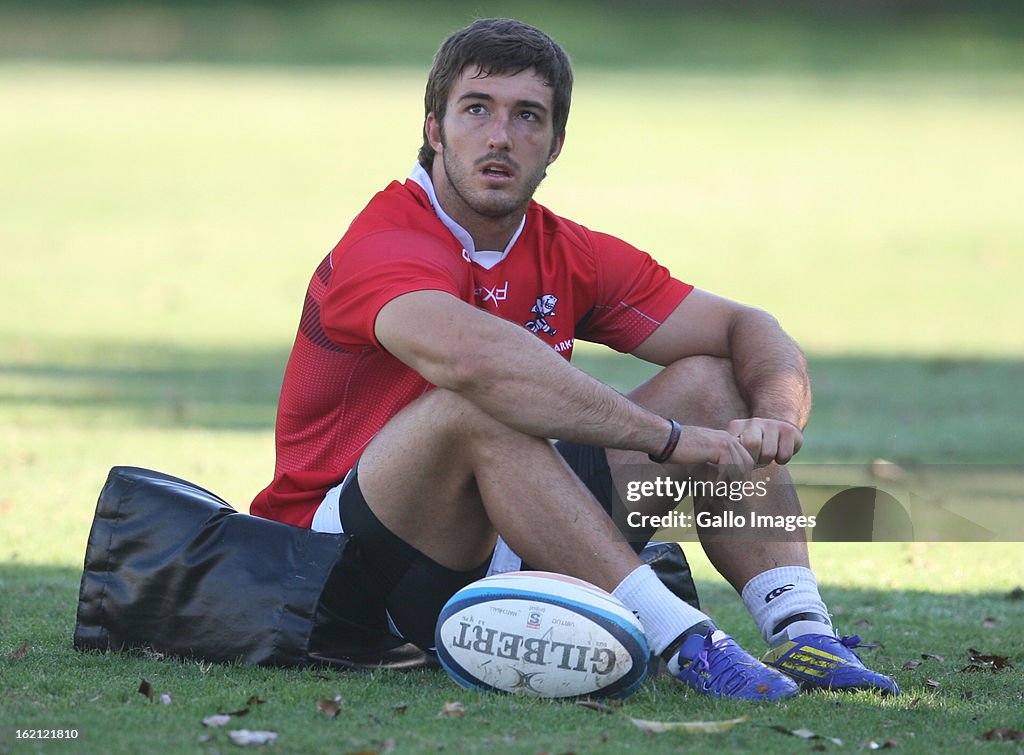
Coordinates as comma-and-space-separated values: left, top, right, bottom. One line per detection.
666, 425, 755, 481
726, 418, 804, 465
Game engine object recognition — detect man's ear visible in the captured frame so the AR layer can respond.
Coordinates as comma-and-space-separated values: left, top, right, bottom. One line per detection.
425, 113, 443, 153
547, 129, 566, 164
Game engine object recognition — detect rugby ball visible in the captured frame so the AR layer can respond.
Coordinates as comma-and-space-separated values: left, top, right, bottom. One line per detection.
434, 571, 649, 699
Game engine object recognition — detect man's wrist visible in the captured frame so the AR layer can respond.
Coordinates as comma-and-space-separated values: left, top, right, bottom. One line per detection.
648, 419, 682, 464
750, 411, 805, 431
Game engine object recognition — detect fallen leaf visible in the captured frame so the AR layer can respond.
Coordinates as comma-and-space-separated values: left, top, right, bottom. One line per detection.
438, 701, 466, 718
224, 694, 265, 716
962, 649, 1014, 672
630, 715, 748, 734
138, 679, 154, 701
390, 704, 408, 714
866, 737, 899, 749
575, 700, 616, 715
982, 617, 999, 629
317, 698, 342, 719
159, 693, 173, 705
921, 653, 944, 663
228, 730, 278, 746
10, 643, 28, 660
902, 660, 921, 670
925, 679, 940, 689
978, 728, 1024, 742
201, 697, 259, 727
771, 725, 843, 746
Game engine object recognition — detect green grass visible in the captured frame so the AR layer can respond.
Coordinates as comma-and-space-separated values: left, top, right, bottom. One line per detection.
2, 8, 1024, 752
3, 550, 1023, 753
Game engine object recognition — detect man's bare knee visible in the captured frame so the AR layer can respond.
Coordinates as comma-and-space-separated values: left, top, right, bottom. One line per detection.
365, 388, 549, 488
629, 355, 749, 429
413, 388, 533, 459
355, 389, 506, 570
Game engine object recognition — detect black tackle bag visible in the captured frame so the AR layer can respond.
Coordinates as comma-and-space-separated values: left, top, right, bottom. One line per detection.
73, 466, 699, 669
73, 466, 429, 669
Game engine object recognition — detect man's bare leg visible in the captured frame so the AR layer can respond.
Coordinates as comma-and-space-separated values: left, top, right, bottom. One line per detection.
352, 379, 807, 699
355, 387, 640, 592
354, 387, 741, 666
607, 355, 810, 592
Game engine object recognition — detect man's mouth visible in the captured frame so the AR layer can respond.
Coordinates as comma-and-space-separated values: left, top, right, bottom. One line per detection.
479, 161, 515, 180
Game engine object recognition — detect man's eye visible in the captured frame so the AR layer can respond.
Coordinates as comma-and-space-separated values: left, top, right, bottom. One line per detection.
467, 104, 486, 115
519, 111, 539, 122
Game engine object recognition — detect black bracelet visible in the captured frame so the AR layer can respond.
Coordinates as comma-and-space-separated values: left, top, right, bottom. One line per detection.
648, 419, 682, 464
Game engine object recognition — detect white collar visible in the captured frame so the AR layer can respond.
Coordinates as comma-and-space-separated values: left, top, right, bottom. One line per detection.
408, 163, 525, 271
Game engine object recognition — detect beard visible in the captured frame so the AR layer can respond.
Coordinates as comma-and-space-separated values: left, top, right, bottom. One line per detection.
439, 132, 549, 222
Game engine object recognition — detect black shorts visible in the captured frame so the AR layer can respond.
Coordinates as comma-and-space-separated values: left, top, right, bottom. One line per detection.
334, 439, 623, 650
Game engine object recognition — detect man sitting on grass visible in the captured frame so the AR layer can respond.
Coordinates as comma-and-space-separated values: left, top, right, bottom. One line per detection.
252, 17, 898, 700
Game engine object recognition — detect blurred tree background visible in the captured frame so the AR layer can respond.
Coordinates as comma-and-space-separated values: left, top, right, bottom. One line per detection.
2, 0, 1022, 74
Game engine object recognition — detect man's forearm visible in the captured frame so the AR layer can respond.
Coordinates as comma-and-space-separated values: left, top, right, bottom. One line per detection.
376, 291, 762, 469
451, 318, 672, 454
728, 309, 812, 429
377, 290, 672, 455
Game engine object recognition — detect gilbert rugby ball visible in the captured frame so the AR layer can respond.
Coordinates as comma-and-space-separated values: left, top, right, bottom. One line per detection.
434, 571, 649, 699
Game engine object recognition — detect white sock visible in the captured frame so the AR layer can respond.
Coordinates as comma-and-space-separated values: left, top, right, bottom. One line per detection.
612, 564, 711, 656
741, 566, 832, 646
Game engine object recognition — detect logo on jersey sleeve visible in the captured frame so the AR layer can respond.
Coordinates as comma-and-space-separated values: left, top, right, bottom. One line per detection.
525, 294, 558, 336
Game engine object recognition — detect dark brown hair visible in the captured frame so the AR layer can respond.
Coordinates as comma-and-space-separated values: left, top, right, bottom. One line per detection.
418, 18, 573, 170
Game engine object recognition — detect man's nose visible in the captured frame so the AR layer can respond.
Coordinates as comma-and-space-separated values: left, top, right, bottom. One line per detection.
487, 115, 512, 151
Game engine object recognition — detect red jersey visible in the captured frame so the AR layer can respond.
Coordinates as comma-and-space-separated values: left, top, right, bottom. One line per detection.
251, 173, 692, 526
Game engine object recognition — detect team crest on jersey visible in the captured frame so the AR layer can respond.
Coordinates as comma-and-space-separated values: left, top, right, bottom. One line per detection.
525, 294, 559, 336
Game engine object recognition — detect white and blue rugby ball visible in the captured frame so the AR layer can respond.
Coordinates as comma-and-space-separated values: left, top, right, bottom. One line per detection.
434, 571, 649, 699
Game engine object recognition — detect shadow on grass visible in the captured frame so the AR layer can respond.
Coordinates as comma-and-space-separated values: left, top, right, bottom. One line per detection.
1, 339, 1022, 461
2, 558, 1021, 672
0, 339, 289, 432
